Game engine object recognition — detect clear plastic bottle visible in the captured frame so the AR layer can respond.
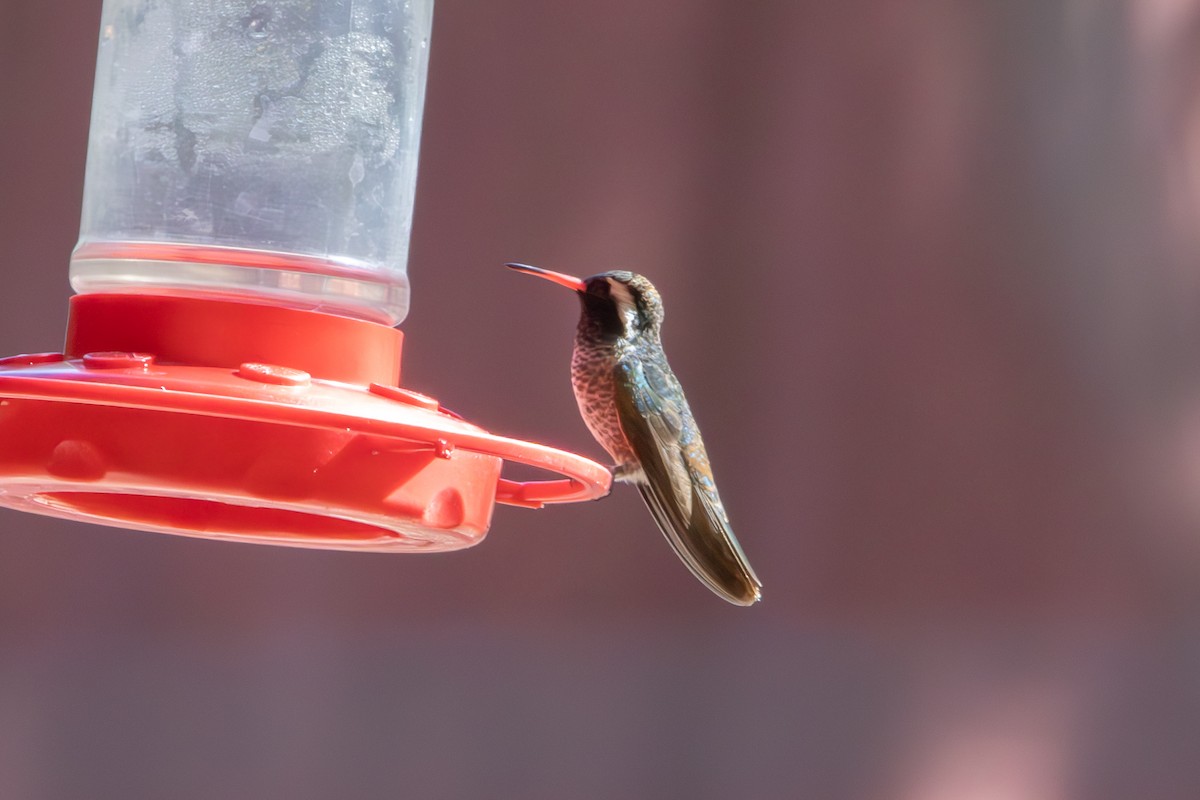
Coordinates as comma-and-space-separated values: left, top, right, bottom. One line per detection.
71, 0, 434, 326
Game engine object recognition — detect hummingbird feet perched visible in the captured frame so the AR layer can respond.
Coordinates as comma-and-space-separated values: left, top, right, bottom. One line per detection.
610, 463, 645, 483
507, 263, 762, 606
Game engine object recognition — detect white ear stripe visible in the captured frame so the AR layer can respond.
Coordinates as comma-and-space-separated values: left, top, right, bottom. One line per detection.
608, 281, 639, 332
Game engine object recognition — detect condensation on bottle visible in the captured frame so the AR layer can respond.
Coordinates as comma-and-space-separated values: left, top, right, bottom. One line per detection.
71, 0, 434, 326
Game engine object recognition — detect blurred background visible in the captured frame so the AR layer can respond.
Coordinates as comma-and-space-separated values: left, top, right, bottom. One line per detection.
4, 1, 1200, 797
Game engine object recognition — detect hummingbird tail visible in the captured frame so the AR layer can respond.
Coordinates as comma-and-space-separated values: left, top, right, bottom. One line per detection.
635, 480, 762, 606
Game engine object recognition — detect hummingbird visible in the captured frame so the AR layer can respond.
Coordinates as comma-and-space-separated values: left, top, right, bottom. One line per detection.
506, 263, 762, 605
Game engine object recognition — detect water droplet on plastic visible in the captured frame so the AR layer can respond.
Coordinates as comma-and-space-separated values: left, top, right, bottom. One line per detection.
245, 4, 273, 40
234, 192, 256, 216
349, 153, 365, 186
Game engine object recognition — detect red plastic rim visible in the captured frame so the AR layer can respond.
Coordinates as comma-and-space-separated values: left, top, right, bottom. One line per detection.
0, 294, 612, 552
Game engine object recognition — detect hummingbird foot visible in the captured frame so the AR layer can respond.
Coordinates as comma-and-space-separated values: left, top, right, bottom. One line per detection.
611, 463, 645, 484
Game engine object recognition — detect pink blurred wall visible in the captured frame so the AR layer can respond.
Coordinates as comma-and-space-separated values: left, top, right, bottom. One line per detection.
2, 1, 1200, 797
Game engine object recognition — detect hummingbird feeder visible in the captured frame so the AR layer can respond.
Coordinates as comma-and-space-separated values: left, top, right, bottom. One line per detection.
0, 0, 611, 551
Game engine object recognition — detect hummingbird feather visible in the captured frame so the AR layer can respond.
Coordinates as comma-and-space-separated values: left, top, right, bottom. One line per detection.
615, 359, 762, 606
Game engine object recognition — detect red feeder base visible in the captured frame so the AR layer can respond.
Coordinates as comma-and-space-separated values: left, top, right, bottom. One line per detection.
0, 293, 611, 552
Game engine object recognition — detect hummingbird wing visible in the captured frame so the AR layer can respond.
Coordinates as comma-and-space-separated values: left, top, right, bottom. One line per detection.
614, 358, 762, 605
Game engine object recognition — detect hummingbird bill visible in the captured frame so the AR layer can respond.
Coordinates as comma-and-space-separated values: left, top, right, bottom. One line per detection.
506, 263, 762, 606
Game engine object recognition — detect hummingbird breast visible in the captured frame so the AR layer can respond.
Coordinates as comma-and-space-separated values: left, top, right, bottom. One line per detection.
570, 341, 638, 470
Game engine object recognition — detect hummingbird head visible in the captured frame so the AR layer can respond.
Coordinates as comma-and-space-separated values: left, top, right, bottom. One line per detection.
507, 264, 664, 343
